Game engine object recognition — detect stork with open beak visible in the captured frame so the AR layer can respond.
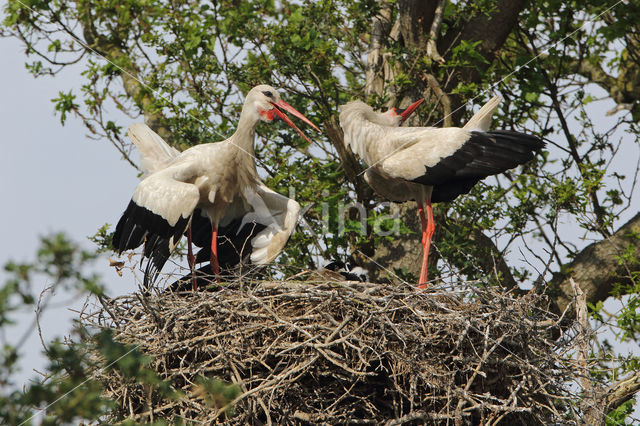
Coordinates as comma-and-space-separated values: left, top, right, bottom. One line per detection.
112, 85, 321, 290
339, 96, 544, 288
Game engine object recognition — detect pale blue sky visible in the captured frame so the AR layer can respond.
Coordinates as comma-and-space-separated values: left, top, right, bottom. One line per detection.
0, 28, 138, 389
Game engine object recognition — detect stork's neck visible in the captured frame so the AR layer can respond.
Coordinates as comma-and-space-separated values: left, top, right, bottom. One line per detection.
228, 110, 260, 154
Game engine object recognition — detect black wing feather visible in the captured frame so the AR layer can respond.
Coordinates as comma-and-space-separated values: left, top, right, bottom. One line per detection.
167, 218, 269, 291
191, 215, 267, 269
411, 130, 544, 202
112, 199, 190, 287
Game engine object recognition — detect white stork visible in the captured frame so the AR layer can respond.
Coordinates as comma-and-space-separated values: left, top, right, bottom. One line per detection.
112, 84, 320, 289
339, 96, 544, 288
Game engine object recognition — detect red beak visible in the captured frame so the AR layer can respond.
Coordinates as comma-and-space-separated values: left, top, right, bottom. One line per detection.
396, 98, 425, 122
269, 100, 321, 143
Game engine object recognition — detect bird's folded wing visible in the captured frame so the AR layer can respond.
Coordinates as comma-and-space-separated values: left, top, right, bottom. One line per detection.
113, 164, 200, 287
381, 130, 543, 187
379, 127, 472, 181
113, 164, 201, 276
241, 184, 301, 265
128, 123, 181, 175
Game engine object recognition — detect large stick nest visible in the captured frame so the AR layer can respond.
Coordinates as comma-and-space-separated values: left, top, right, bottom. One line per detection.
85, 280, 577, 424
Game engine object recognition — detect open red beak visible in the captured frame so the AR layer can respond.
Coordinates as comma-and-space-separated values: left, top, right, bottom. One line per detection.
269, 100, 321, 143
396, 98, 425, 122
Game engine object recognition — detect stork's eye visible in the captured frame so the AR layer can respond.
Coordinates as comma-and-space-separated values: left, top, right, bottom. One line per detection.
262, 90, 273, 98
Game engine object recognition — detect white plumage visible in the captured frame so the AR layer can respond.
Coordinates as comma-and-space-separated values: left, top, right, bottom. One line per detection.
113, 85, 318, 289
339, 96, 544, 288
127, 122, 181, 176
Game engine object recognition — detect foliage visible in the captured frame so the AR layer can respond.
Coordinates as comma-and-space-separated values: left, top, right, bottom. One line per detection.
0, 235, 232, 424
0, 234, 106, 424
3, 0, 638, 280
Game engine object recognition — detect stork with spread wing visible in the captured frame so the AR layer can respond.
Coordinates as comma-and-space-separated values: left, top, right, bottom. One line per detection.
112, 85, 320, 289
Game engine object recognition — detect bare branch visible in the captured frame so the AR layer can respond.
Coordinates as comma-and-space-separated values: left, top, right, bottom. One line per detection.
425, 74, 453, 127
364, 1, 394, 98
550, 211, 640, 314
605, 370, 640, 413
426, 0, 446, 64
571, 278, 603, 424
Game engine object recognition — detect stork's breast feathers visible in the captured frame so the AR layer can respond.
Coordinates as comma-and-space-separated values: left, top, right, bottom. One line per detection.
364, 168, 425, 203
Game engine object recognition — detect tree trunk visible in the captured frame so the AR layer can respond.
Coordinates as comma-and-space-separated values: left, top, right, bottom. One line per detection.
549, 211, 640, 315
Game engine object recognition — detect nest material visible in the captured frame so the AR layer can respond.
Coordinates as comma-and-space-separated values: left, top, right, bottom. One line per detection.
86, 280, 574, 424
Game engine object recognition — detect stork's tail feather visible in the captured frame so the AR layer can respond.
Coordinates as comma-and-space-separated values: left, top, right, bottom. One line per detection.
463, 96, 502, 132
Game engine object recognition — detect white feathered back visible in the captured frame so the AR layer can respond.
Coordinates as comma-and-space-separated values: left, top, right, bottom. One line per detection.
128, 123, 180, 175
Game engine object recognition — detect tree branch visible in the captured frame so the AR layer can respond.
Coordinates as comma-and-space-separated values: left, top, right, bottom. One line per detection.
550, 211, 640, 314
605, 370, 640, 413
77, 4, 171, 141
439, 0, 528, 120
397, 0, 436, 49
455, 0, 527, 59
467, 228, 518, 290
425, 74, 453, 127
426, 0, 446, 64
569, 57, 640, 107
521, 29, 611, 236
571, 278, 604, 425
365, 1, 394, 98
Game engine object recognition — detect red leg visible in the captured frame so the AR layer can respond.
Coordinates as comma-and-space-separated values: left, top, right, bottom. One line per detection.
187, 225, 197, 291
210, 224, 220, 283
417, 198, 435, 289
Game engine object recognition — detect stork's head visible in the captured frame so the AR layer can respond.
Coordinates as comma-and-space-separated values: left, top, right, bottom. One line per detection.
340, 98, 425, 128
246, 84, 320, 143
381, 98, 425, 124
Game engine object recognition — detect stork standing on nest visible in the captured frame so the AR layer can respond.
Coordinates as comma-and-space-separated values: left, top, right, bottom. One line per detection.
112, 85, 320, 290
339, 96, 545, 288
